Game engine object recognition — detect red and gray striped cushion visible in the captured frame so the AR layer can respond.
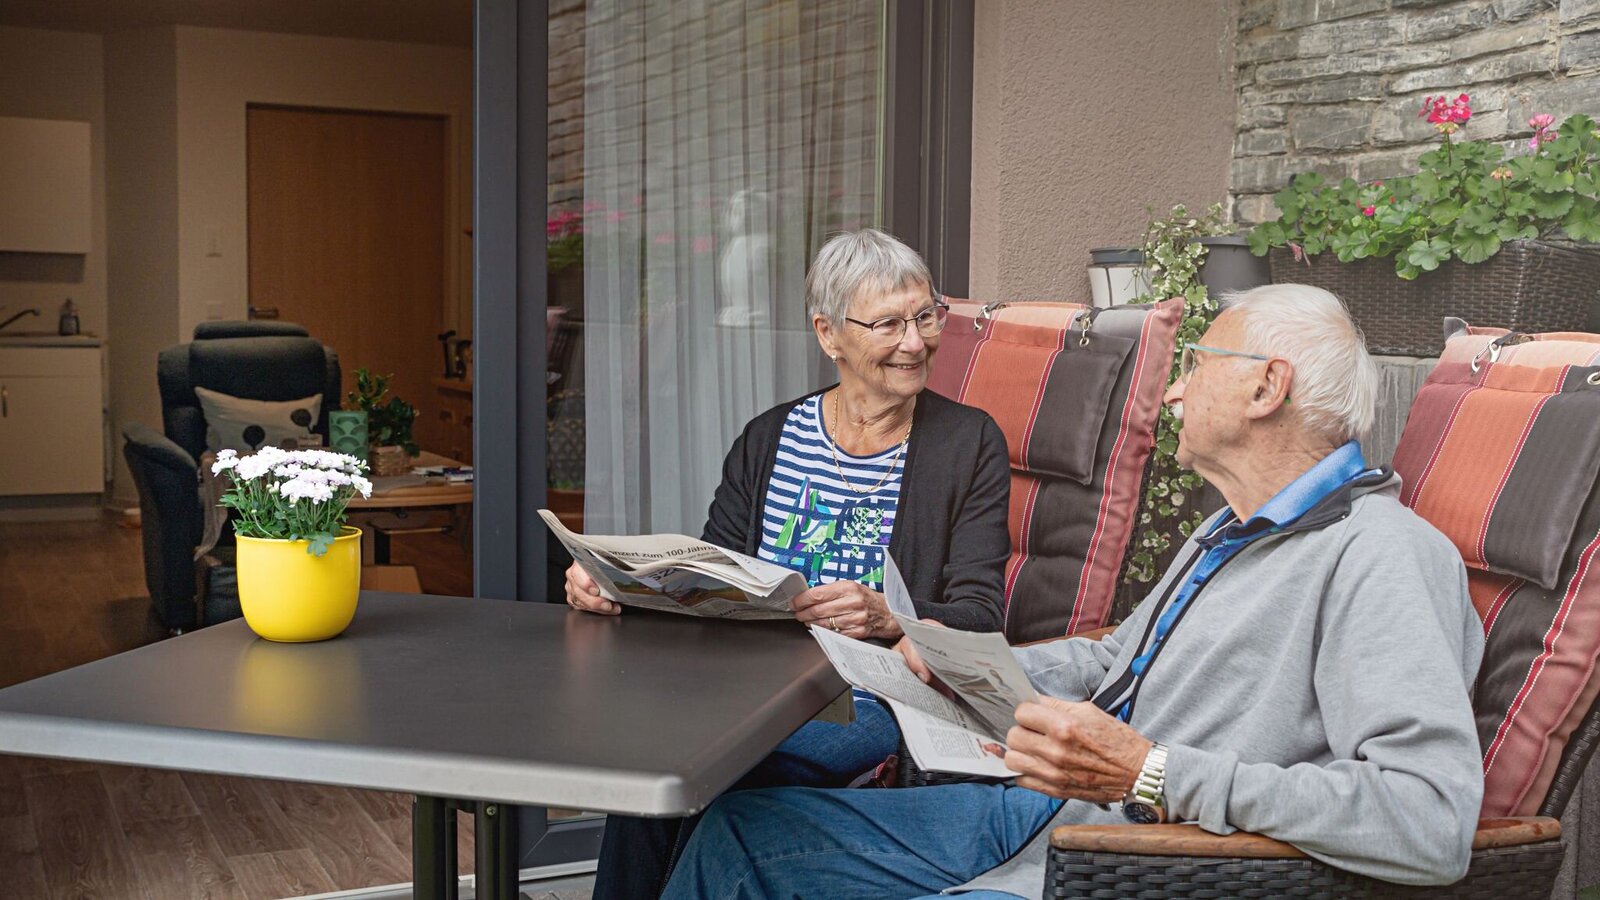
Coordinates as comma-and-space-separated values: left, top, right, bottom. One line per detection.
927, 299, 1182, 643
1391, 323, 1600, 817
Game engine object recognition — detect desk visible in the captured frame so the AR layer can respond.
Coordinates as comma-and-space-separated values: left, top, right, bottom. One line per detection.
348, 451, 474, 565
0, 593, 844, 899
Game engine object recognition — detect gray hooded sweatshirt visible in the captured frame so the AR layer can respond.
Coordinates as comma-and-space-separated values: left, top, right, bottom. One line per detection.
954, 472, 1485, 898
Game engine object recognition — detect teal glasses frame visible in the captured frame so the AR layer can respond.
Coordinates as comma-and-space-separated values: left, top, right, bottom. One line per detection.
1179, 343, 1292, 403
1180, 343, 1273, 379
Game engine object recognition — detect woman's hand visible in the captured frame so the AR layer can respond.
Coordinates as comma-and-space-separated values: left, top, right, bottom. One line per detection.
564, 562, 620, 615
792, 581, 903, 640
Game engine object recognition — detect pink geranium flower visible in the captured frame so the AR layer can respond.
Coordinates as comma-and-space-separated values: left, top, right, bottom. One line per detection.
1363, 205, 1376, 217
1529, 113, 1557, 150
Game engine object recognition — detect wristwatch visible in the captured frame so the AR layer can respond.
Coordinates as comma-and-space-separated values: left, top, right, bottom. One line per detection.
1122, 742, 1169, 824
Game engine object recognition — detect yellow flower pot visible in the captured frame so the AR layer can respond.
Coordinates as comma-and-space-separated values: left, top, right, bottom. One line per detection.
236, 526, 362, 642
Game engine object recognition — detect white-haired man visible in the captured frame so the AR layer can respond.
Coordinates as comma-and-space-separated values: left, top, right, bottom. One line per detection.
657, 284, 1485, 900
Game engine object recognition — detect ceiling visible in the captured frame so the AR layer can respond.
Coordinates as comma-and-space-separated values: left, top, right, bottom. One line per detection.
0, 0, 474, 48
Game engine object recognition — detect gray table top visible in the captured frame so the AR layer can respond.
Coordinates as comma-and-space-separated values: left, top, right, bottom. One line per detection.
0, 593, 845, 816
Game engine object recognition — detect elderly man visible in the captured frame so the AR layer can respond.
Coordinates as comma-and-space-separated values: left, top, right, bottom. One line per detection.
657, 284, 1485, 900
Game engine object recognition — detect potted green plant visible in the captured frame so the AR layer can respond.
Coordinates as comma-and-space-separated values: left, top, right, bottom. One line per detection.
1248, 94, 1600, 355
212, 447, 372, 641
347, 368, 418, 476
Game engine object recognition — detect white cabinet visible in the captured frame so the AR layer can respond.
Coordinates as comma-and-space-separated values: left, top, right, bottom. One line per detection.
0, 347, 104, 495
0, 117, 92, 254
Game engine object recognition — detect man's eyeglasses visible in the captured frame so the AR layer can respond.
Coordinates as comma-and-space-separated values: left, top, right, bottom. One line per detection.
1179, 344, 1274, 379
844, 302, 949, 345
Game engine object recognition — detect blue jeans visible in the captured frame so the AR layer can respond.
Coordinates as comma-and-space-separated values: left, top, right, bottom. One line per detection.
593, 693, 902, 900
659, 781, 1059, 900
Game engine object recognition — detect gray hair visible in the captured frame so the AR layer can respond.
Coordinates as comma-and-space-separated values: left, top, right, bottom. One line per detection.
805, 228, 935, 323
1221, 283, 1378, 443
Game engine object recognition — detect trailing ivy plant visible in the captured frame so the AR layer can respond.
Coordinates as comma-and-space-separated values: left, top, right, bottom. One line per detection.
1124, 203, 1231, 584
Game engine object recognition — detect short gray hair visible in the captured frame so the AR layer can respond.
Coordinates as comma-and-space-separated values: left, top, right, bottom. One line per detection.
805, 229, 935, 323
1221, 283, 1378, 443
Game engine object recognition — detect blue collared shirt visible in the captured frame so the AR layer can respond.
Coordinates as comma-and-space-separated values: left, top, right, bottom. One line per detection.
1113, 440, 1371, 721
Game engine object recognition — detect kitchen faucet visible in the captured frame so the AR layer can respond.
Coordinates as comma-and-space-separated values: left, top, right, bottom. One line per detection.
0, 307, 39, 332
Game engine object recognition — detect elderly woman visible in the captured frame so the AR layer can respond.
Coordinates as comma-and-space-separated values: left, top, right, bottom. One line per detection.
567, 228, 1011, 899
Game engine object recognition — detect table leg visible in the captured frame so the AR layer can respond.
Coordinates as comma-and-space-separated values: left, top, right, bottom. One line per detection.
475, 801, 521, 900
413, 795, 455, 900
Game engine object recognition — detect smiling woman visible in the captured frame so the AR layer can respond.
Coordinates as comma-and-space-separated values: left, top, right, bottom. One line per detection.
567, 229, 1013, 900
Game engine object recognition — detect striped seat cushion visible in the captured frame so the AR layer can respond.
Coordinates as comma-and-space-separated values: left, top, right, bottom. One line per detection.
1391, 321, 1600, 817
927, 299, 1182, 642
1394, 325, 1600, 590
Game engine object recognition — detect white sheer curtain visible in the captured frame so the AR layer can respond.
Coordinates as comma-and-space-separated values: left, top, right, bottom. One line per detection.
582, 0, 882, 535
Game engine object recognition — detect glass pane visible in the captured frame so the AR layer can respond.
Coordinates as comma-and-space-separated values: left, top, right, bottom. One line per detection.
547, 0, 885, 544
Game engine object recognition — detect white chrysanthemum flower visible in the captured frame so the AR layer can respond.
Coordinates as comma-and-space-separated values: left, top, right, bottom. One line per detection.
211, 449, 240, 474
351, 475, 372, 498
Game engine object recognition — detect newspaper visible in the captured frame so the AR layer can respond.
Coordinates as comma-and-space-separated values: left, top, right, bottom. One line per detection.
809, 593, 1039, 777
538, 509, 806, 620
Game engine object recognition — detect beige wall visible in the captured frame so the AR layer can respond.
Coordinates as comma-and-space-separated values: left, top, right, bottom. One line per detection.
173, 27, 474, 340
104, 28, 181, 505
0, 26, 107, 337
969, 0, 1239, 301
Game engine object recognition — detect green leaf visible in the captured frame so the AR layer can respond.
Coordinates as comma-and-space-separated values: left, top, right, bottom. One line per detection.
1246, 226, 1273, 255
1405, 237, 1452, 272
1425, 199, 1462, 227
1395, 259, 1422, 280
1457, 205, 1498, 234
1503, 193, 1537, 218
1564, 196, 1600, 243
1451, 229, 1501, 264
1532, 191, 1575, 219
308, 532, 335, 557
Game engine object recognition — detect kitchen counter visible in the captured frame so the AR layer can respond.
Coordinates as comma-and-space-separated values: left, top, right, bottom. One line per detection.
0, 331, 103, 348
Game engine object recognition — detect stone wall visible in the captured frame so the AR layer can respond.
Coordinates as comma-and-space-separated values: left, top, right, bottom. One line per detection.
1232, 0, 1600, 226
548, 0, 586, 216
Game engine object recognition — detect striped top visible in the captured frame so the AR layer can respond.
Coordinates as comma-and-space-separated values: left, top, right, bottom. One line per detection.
756, 394, 906, 590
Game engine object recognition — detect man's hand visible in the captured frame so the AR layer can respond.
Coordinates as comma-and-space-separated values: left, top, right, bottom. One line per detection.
792, 581, 903, 640
1003, 697, 1152, 804
892, 620, 954, 696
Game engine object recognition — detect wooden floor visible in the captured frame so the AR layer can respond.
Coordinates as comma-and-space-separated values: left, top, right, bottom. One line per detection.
0, 513, 496, 900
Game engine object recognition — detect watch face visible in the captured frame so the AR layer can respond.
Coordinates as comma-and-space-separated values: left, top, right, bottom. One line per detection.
1123, 801, 1162, 825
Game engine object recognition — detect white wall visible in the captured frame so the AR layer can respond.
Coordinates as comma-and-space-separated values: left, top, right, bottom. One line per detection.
0, 26, 107, 338
105, 27, 180, 505
173, 27, 475, 339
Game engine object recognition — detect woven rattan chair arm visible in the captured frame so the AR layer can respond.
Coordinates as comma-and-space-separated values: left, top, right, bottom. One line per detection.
1049, 817, 1561, 859
1471, 816, 1562, 849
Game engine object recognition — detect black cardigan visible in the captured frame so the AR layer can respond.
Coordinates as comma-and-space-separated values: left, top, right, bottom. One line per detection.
701, 387, 1010, 632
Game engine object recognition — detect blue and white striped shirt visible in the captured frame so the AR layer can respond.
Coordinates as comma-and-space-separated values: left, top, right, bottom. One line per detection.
756, 394, 906, 590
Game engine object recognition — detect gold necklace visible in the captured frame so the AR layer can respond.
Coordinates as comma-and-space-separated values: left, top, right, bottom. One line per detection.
828, 390, 913, 494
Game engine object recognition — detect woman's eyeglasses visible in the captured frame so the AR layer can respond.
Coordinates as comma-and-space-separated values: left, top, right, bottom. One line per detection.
844, 302, 950, 345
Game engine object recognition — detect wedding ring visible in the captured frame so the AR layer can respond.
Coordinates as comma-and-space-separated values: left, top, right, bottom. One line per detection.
830, 616, 839, 631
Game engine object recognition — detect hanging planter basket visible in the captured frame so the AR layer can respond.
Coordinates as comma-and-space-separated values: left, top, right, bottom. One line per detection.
1267, 240, 1600, 357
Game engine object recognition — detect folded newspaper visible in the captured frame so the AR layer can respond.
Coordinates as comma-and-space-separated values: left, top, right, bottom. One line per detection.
809, 555, 1038, 777
538, 510, 806, 620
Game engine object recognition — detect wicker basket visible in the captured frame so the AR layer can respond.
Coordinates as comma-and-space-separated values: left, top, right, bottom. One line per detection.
370, 445, 411, 477
1267, 240, 1600, 357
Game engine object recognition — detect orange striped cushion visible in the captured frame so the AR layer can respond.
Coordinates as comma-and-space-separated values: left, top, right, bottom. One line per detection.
1393, 321, 1600, 817
928, 298, 1182, 642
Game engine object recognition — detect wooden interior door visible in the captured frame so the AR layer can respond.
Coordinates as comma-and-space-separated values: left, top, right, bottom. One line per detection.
247, 105, 449, 454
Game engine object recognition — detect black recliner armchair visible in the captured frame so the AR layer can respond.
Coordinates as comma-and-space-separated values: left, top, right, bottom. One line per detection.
122, 321, 340, 630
